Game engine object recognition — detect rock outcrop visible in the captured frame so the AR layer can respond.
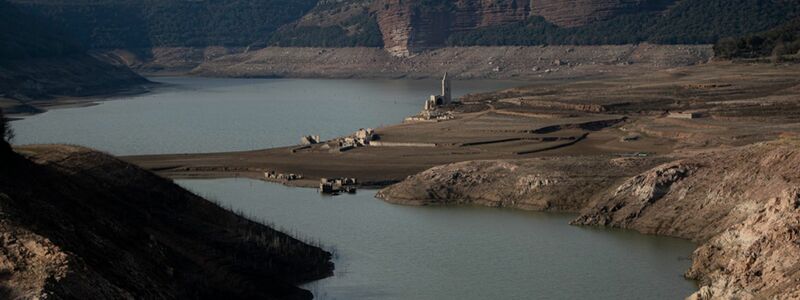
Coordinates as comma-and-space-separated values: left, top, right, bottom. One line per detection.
377, 155, 668, 211
0, 145, 333, 299
379, 140, 800, 298
375, 0, 676, 55
376, 0, 531, 56
575, 141, 800, 299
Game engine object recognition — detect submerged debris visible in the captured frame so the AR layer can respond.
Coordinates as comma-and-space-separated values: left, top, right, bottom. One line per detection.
319, 177, 358, 195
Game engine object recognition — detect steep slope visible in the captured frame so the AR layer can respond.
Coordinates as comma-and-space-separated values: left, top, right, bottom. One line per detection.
378, 0, 800, 55
269, 0, 383, 47
531, 0, 673, 28
9, 0, 317, 49
0, 0, 148, 113
0, 143, 333, 299
11, 0, 800, 57
448, 0, 800, 48
574, 141, 800, 299
378, 139, 800, 299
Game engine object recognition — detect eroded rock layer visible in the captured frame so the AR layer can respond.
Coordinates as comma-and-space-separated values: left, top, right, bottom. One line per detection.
375, 0, 676, 55
378, 140, 800, 298
575, 141, 800, 299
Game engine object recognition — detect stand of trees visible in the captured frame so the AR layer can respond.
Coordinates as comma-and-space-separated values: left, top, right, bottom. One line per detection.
268, 14, 383, 47
0, 0, 82, 60
0, 109, 12, 153
715, 17, 800, 60
10, 0, 318, 49
447, 0, 800, 47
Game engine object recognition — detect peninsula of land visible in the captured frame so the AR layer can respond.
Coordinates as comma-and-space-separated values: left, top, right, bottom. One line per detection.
126, 62, 800, 299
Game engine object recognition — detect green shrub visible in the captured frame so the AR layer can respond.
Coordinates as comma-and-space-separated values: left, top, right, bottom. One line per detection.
0, 108, 13, 150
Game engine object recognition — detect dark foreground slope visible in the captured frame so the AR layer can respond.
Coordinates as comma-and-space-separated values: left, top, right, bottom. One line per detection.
0, 144, 333, 299
0, 0, 148, 114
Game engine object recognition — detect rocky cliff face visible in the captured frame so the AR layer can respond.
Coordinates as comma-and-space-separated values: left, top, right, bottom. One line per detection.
375, 0, 675, 56
378, 140, 800, 298
376, 0, 531, 56
574, 141, 800, 299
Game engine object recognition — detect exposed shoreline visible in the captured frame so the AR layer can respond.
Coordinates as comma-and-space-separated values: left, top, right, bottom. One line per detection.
102, 44, 713, 79
8, 44, 712, 117
123, 62, 800, 299
2, 83, 158, 117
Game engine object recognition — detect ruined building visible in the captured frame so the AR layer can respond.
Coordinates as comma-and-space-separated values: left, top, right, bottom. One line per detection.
407, 73, 456, 122
424, 73, 452, 111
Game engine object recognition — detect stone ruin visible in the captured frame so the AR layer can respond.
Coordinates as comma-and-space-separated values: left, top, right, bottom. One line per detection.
300, 135, 321, 145
320, 128, 378, 153
319, 177, 358, 194
406, 73, 457, 122
264, 170, 303, 181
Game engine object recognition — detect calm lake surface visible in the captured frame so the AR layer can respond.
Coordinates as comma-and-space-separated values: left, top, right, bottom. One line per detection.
14, 77, 520, 155
13, 77, 698, 299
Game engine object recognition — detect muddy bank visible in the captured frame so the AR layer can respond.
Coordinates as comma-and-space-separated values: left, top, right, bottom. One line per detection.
1, 144, 333, 299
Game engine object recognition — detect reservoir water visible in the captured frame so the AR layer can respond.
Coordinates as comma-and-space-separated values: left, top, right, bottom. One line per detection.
12, 77, 698, 299
14, 77, 520, 155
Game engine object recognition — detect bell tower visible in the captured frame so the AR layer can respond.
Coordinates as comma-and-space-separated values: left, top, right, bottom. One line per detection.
441, 72, 451, 104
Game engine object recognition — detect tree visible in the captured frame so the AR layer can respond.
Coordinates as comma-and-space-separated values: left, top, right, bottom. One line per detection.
0, 108, 13, 150
772, 42, 787, 64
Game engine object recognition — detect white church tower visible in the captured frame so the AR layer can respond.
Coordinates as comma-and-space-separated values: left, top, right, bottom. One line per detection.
441, 72, 451, 104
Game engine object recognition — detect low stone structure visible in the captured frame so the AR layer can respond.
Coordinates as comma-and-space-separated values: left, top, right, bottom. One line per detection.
319, 177, 358, 194
300, 135, 321, 145
668, 111, 702, 119
264, 171, 303, 181
355, 128, 375, 145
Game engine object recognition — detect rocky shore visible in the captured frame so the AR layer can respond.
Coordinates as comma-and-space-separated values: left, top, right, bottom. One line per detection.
377, 140, 800, 299
120, 60, 800, 298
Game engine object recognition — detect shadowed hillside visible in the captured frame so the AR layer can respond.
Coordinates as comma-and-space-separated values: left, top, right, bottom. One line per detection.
10, 0, 800, 53
0, 115, 334, 298
0, 0, 148, 113
9, 0, 318, 49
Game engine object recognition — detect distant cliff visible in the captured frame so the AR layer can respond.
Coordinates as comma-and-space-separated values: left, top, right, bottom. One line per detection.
377, 0, 800, 55
9, 0, 800, 57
